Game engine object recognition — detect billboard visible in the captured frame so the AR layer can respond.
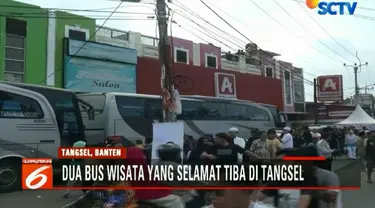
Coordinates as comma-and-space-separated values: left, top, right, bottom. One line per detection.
64, 56, 136, 93
354, 94, 373, 106
317, 75, 343, 102
214, 72, 236, 99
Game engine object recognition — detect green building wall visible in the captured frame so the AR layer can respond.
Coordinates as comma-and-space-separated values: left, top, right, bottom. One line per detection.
0, 0, 48, 83
0, 0, 96, 87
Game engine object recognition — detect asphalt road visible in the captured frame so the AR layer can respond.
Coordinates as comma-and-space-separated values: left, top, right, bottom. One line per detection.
341, 169, 375, 208
0, 159, 363, 208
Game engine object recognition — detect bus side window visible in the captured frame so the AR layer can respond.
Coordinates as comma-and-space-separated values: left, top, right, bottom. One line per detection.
145, 99, 162, 120
115, 96, 145, 117
226, 104, 248, 120
0, 90, 44, 119
203, 101, 225, 120
246, 106, 269, 121
178, 100, 202, 120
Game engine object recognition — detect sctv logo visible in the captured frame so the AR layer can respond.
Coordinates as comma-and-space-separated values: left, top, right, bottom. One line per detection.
306, 0, 357, 15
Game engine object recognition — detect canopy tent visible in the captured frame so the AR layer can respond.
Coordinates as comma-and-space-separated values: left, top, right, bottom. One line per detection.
336, 105, 375, 126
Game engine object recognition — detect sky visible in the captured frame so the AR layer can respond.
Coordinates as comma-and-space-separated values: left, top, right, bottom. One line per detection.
17, 0, 375, 101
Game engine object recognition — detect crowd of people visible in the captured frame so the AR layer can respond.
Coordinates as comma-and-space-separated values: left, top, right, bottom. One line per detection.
62, 125, 375, 208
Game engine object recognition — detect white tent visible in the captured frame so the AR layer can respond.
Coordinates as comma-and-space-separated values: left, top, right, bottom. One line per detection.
336, 105, 375, 126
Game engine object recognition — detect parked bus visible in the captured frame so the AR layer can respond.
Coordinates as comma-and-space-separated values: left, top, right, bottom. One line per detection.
258, 103, 287, 128
182, 95, 286, 128
77, 92, 275, 144
0, 82, 94, 192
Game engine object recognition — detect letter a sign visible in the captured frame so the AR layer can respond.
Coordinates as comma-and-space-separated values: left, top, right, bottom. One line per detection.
317, 75, 343, 101
214, 73, 236, 98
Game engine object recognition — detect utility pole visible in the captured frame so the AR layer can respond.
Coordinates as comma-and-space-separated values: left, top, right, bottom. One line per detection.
313, 78, 318, 124
156, 0, 176, 122
343, 51, 368, 97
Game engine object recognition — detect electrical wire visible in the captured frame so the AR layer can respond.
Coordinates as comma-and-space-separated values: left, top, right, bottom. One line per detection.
196, 0, 319, 86
353, 14, 375, 21
202, 0, 326, 77
172, 1, 248, 47
173, 15, 315, 87
38, 1, 124, 85
173, 1, 355, 95
291, 0, 375, 12
272, 0, 354, 63
173, 11, 244, 50
0, 15, 154, 20
0, 11, 155, 15
246, 0, 344, 63
294, 1, 358, 59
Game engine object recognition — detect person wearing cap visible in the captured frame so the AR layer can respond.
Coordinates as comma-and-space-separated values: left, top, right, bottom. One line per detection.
228, 127, 246, 163
345, 130, 358, 159
316, 132, 335, 170
281, 127, 293, 148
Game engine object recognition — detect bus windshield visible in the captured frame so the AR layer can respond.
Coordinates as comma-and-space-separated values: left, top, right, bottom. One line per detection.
8, 85, 85, 143
262, 105, 285, 128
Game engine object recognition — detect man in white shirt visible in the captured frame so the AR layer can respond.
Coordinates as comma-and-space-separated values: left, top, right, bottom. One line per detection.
317, 132, 335, 170
228, 127, 245, 163
281, 127, 293, 148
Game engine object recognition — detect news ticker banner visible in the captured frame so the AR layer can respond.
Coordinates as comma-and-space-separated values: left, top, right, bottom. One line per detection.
22, 155, 361, 190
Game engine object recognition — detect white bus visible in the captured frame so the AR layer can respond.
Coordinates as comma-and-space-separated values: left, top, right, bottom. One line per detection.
181, 95, 287, 128
0, 82, 94, 192
77, 92, 276, 144
258, 103, 287, 129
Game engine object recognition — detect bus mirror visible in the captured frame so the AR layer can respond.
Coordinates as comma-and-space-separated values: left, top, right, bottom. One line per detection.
88, 109, 95, 120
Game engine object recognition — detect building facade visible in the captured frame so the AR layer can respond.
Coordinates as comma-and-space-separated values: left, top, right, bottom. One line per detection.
96, 29, 306, 110
0, 0, 48, 83
0, 0, 96, 87
1, 0, 306, 112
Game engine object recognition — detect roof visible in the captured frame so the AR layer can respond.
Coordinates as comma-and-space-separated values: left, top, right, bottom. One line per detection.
259, 50, 280, 57
0, 82, 75, 94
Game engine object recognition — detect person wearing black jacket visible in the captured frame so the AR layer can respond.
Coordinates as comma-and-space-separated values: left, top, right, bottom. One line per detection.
302, 126, 313, 146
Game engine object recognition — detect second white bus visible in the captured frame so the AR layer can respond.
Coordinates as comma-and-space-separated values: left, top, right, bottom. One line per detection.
77, 92, 276, 144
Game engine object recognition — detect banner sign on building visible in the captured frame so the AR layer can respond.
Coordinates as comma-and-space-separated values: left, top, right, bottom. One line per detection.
64, 57, 136, 93
214, 72, 236, 99
64, 39, 137, 93
67, 39, 137, 64
317, 75, 343, 102
354, 94, 373, 106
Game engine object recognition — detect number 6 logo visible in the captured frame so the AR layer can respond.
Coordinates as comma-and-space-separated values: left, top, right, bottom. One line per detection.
22, 162, 53, 190
25, 166, 50, 189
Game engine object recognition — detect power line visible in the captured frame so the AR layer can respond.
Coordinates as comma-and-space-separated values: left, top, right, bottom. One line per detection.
272, 0, 354, 63
354, 14, 375, 21
197, 0, 319, 86
201, 0, 326, 77
173, 11, 244, 50
0, 14, 154, 20
179, 1, 318, 87
172, 1, 248, 47
180, 2, 356, 92
0, 5, 155, 15
38, 1, 124, 85
246, 0, 344, 63
174, 8, 315, 87
291, 0, 375, 11
294, 1, 358, 59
